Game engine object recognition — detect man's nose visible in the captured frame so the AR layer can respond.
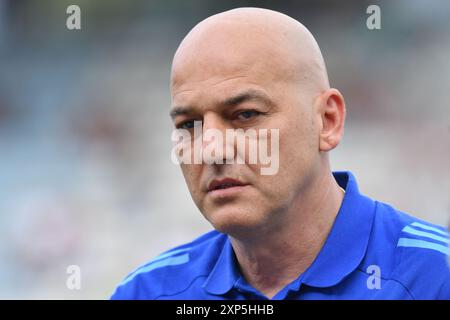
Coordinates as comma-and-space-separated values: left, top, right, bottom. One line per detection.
202, 113, 235, 164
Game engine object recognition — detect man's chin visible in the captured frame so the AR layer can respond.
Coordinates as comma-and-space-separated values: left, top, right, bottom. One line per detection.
205, 207, 266, 236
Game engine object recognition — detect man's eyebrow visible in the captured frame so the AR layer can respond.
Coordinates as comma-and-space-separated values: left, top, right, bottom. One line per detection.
169, 89, 273, 119
170, 106, 192, 120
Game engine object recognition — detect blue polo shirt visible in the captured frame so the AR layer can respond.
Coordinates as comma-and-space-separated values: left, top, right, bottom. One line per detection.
111, 171, 450, 300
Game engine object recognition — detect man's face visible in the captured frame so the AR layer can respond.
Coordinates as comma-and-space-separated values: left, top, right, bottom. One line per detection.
170, 23, 322, 236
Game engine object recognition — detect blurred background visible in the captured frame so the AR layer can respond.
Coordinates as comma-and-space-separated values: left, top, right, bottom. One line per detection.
0, 0, 449, 299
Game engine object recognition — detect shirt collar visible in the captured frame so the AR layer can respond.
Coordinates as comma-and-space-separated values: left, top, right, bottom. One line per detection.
300, 171, 376, 288
203, 171, 376, 295
203, 235, 239, 295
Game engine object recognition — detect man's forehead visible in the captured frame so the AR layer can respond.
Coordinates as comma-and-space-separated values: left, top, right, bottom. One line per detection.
170, 47, 284, 105
171, 42, 283, 89
172, 61, 254, 90
171, 47, 297, 108
170, 81, 273, 115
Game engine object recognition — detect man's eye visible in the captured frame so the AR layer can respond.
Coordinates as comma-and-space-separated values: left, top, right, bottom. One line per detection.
176, 120, 198, 130
236, 110, 260, 120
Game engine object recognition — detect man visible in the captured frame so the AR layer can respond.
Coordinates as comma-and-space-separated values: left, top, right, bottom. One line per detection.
111, 8, 450, 299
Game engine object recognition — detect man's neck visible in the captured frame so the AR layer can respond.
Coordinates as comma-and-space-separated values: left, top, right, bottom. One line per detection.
230, 171, 345, 299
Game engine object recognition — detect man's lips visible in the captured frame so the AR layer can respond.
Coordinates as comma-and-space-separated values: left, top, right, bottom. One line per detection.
207, 178, 248, 192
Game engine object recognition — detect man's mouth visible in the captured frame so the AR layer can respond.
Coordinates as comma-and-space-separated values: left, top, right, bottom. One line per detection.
207, 178, 248, 192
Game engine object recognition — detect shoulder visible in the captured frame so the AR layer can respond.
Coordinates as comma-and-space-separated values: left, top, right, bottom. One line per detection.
363, 201, 450, 299
110, 230, 227, 300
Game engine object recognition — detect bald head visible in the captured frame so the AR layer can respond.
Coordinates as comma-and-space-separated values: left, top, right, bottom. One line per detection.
171, 7, 329, 97
169, 8, 346, 238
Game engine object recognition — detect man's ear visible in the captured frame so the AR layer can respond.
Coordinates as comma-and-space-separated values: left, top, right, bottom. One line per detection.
316, 88, 346, 152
